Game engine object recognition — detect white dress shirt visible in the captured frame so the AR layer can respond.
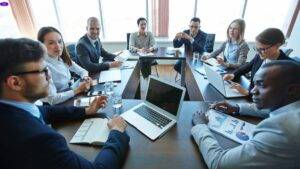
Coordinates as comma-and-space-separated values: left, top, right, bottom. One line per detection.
41, 55, 88, 105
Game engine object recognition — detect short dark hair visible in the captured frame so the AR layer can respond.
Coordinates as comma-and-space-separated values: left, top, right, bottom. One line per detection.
190, 17, 200, 23
37, 26, 72, 66
262, 60, 300, 85
137, 17, 147, 25
256, 28, 285, 45
0, 38, 45, 92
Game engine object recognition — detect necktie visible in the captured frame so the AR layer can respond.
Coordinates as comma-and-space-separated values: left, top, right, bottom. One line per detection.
94, 41, 100, 55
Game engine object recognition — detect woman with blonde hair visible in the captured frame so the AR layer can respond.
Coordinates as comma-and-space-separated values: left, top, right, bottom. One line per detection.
202, 19, 249, 69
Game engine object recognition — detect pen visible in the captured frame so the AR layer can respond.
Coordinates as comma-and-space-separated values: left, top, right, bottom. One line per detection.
240, 122, 245, 130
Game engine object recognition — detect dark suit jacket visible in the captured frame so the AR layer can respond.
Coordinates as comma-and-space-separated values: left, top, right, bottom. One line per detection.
173, 29, 207, 53
76, 34, 116, 73
233, 50, 292, 91
0, 103, 129, 169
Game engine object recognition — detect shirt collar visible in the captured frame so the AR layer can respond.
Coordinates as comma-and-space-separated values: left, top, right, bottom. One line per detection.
0, 99, 42, 120
45, 54, 62, 63
138, 31, 148, 37
269, 100, 300, 117
87, 35, 98, 45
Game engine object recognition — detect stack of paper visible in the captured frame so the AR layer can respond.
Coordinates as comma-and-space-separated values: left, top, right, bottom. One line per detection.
98, 68, 121, 83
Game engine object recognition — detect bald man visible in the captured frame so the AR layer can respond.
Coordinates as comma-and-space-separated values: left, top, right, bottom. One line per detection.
192, 60, 300, 169
76, 17, 121, 73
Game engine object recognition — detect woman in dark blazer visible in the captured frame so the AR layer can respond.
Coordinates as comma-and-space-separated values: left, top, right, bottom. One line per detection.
223, 28, 292, 95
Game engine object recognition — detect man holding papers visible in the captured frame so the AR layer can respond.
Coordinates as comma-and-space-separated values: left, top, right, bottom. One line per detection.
192, 60, 300, 169
0, 38, 130, 169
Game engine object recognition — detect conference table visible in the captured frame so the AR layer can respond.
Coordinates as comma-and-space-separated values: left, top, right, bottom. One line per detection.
53, 48, 260, 169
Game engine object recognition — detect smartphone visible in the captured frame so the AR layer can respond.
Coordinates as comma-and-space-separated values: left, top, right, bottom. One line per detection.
226, 80, 233, 85
87, 91, 102, 96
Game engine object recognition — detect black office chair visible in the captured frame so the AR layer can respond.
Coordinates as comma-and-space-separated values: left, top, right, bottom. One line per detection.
281, 48, 293, 56
205, 33, 216, 53
126, 33, 159, 77
66, 44, 80, 65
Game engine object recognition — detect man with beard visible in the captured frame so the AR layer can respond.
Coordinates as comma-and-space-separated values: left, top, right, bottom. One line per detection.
0, 38, 130, 169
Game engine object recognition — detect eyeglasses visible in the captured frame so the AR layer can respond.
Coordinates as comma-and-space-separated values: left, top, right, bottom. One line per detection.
253, 45, 274, 54
13, 67, 49, 76
190, 25, 200, 29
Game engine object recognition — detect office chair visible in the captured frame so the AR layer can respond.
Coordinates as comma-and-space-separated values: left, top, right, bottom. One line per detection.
126, 33, 159, 77
205, 33, 216, 53
281, 48, 293, 57
66, 44, 80, 65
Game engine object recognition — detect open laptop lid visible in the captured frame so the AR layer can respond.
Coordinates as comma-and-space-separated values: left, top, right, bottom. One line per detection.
145, 76, 186, 120
203, 64, 226, 95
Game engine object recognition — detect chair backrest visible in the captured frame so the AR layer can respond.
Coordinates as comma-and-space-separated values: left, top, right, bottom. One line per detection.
126, 33, 131, 50
66, 44, 80, 65
205, 33, 215, 53
281, 48, 293, 56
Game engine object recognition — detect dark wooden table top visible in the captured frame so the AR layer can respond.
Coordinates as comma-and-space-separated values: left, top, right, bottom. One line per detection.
54, 100, 261, 169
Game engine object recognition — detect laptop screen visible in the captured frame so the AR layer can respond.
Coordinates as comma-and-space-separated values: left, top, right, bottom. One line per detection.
146, 78, 183, 116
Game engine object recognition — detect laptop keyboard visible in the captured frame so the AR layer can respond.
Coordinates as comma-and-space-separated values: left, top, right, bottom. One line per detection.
133, 105, 172, 128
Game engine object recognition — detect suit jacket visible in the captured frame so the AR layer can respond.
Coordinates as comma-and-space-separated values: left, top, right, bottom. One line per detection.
0, 103, 130, 169
233, 50, 292, 91
173, 29, 207, 53
76, 34, 116, 73
191, 100, 300, 169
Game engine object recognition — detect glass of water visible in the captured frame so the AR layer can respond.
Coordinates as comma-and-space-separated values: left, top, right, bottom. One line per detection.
193, 52, 200, 60
112, 94, 122, 109
104, 82, 114, 97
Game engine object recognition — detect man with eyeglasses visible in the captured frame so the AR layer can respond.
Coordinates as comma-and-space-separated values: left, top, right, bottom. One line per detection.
0, 38, 130, 169
173, 17, 208, 73
192, 60, 300, 169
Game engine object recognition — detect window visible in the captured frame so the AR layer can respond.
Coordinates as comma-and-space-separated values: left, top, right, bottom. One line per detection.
55, 0, 100, 42
101, 0, 146, 41
196, 0, 244, 41
0, 3, 20, 38
169, 0, 195, 38
30, 0, 59, 31
27, 0, 296, 42
243, 0, 293, 40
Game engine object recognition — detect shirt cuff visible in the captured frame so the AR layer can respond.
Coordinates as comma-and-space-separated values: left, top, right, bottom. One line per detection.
191, 124, 210, 142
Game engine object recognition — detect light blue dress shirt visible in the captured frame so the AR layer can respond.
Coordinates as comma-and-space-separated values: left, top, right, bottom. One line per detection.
0, 99, 44, 124
41, 55, 88, 105
191, 100, 300, 169
224, 42, 239, 64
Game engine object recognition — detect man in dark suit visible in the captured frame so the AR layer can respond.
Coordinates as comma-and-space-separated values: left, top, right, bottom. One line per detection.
173, 17, 208, 73
0, 38, 130, 169
76, 17, 122, 73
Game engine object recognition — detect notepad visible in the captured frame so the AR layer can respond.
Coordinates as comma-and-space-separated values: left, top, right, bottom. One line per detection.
137, 51, 155, 56
98, 68, 121, 83
70, 118, 110, 145
203, 58, 220, 67
74, 97, 96, 107
207, 109, 256, 144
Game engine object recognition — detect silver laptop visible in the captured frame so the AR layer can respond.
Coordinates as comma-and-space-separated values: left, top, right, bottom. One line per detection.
203, 64, 246, 98
121, 76, 186, 140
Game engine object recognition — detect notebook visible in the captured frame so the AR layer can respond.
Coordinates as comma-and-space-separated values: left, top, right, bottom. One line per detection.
70, 118, 110, 145
207, 109, 256, 144
121, 76, 186, 140
137, 51, 155, 57
98, 68, 121, 83
74, 97, 96, 107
